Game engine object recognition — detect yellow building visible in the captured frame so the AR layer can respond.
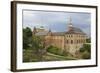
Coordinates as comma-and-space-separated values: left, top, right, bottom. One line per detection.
32, 18, 87, 56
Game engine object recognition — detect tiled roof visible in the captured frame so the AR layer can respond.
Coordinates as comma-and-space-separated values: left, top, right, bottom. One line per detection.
35, 27, 86, 36
66, 27, 86, 35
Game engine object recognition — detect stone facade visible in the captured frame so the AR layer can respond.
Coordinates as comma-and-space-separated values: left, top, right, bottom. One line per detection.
32, 18, 87, 56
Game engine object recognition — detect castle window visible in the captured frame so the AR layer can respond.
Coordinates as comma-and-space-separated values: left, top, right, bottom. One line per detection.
77, 40, 78, 44
66, 40, 68, 44
71, 40, 73, 44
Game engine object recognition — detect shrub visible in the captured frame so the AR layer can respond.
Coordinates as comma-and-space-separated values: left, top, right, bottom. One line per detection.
81, 51, 91, 59
80, 44, 91, 53
47, 46, 62, 55
86, 38, 91, 43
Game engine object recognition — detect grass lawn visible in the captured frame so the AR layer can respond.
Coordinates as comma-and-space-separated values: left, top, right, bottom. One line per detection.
23, 49, 77, 62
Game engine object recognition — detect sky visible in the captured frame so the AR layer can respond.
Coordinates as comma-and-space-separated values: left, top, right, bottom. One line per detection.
23, 10, 91, 36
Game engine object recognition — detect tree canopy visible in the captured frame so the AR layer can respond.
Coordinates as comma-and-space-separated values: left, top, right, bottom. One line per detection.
23, 27, 32, 49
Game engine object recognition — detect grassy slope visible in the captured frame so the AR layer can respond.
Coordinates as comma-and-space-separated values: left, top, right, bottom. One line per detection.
23, 49, 77, 62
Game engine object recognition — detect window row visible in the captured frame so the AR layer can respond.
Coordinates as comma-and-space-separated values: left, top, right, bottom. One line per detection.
66, 40, 86, 44
66, 35, 86, 38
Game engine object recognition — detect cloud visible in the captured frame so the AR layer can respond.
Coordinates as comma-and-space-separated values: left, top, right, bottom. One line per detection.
23, 10, 91, 36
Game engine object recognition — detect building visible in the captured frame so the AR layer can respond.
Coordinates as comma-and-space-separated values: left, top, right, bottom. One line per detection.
32, 18, 87, 56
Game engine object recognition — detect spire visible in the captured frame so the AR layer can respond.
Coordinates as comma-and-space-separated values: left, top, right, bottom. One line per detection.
68, 16, 72, 26
68, 16, 73, 30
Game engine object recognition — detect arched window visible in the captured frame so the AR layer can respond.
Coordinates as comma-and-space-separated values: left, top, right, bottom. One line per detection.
71, 40, 73, 44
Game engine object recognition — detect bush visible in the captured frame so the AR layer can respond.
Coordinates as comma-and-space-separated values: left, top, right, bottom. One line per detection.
80, 44, 91, 52
61, 50, 69, 56
47, 46, 62, 55
81, 51, 91, 59
80, 44, 91, 59
47, 46, 69, 56
86, 38, 91, 43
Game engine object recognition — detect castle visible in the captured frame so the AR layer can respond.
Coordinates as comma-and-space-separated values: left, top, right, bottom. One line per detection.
32, 18, 87, 56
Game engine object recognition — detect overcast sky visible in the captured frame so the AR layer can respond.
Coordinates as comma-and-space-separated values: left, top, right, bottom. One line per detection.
23, 10, 91, 36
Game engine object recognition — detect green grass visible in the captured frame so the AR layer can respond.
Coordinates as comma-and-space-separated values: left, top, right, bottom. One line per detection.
45, 52, 77, 61
23, 49, 77, 62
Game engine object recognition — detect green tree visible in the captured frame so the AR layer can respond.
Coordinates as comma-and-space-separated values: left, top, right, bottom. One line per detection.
32, 36, 46, 61
86, 38, 91, 43
47, 46, 62, 55
80, 44, 91, 52
23, 27, 32, 49
80, 44, 91, 59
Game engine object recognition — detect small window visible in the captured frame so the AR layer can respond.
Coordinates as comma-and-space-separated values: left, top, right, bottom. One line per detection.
71, 40, 73, 44
77, 40, 78, 44
66, 40, 68, 44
